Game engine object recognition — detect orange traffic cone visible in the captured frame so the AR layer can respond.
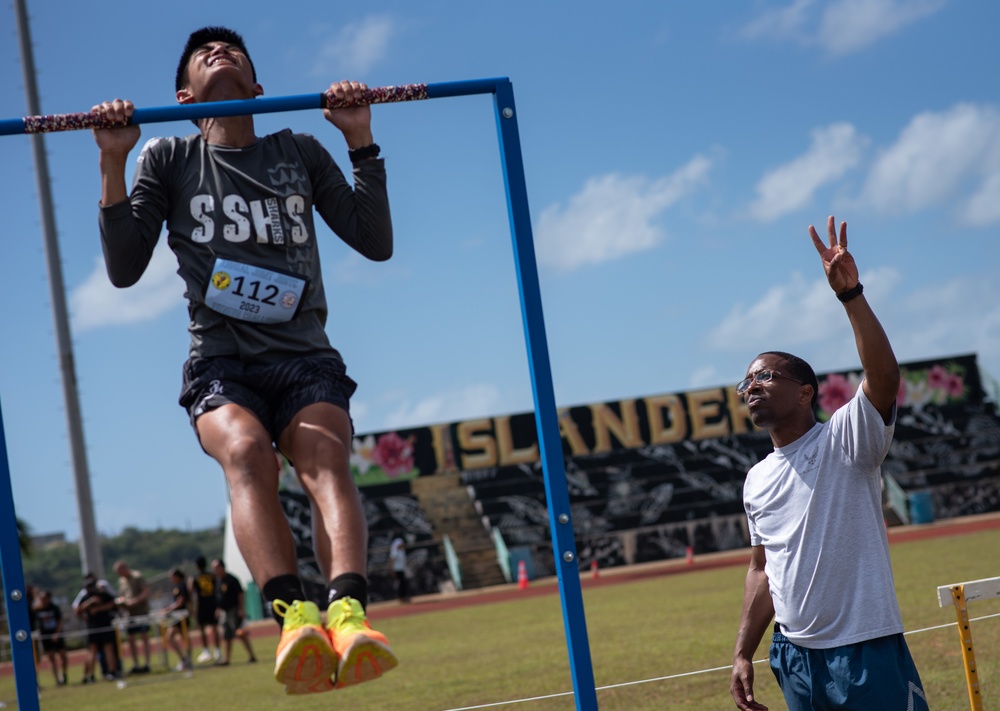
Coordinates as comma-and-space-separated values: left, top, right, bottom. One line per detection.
517, 560, 529, 590
685, 546, 694, 566
590, 560, 600, 579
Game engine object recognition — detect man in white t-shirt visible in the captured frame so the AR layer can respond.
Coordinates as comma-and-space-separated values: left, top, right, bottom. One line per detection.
729, 217, 927, 711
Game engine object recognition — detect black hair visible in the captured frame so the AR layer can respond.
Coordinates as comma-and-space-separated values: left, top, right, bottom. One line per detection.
196, 555, 207, 570
175, 26, 256, 92
758, 351, 819, 410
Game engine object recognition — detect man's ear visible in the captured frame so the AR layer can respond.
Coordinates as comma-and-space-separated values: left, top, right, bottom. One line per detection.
800, 384, 815, 407
176, 87, 195, 105
253, 83, 264, 98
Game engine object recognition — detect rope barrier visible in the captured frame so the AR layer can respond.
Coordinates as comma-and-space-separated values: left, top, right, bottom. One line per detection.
0, 609, 190, 645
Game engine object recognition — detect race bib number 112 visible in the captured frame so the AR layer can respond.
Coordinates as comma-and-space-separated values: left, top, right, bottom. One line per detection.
204, 257, 308, 324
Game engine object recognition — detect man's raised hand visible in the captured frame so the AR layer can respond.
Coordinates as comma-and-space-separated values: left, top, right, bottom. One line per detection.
809, 215, 858, 295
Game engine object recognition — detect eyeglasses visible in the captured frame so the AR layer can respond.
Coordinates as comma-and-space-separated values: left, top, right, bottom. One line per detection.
736, 369, 804, 395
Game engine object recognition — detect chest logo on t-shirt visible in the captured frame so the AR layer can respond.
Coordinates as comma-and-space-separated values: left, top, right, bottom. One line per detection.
189, 192, 309, 245
267, 162, 308, 196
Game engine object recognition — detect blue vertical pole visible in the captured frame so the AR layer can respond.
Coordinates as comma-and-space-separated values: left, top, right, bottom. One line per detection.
0, 397, 41, 711
492, 79, 599, 711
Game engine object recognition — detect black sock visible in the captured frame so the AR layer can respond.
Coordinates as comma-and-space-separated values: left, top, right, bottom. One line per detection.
326, 573, 368, 610
262, 574, 305, 625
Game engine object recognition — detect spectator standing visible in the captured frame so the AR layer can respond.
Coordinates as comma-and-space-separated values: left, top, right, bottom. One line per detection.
389, 533, 410, 603
212, 558, 258, 664
76, 573, 121, 683
162, 568, 193, 671
113, 560, 152, 674
190, 556, 222, 663
72, 575, 115, 678
33, 590, 68, 686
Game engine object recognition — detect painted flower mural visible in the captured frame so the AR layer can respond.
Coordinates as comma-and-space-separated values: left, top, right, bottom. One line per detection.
817, 372, 862, 417
817, 361, 968, 419
350, 430, 419, 485
900, 362, 967, 409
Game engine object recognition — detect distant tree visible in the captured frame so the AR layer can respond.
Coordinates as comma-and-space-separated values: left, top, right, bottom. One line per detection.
20, 524, 225, 608
17, 517, 31, 557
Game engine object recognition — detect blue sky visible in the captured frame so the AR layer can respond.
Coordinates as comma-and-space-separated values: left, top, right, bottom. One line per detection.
1, 0, 998, 539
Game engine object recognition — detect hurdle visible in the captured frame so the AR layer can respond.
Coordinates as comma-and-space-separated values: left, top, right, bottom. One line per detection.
0, 77, 598, 711
937, 576, 1000, 711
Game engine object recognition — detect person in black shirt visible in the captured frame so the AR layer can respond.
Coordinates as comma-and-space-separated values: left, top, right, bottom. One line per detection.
162, 568, 193, 671
76, 573, 121, 682
212, 558, 258, 664
189, 556, 221, 663
33, 589, 68, 686
92, 26, 396, 693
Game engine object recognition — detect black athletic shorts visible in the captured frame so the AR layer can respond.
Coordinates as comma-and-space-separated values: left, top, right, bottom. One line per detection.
87, 628, 116, 648
41, 635, 66, 653
197, 602, 218, 627
219, 610, 243, 640
179, 355, 357, 445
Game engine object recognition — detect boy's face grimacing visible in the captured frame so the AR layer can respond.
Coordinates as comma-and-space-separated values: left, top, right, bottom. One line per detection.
180, 41, 260, 101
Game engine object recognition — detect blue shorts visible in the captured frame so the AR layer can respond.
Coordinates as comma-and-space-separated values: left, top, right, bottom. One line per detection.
179, 355, 357, 445
770, 625, 928, 710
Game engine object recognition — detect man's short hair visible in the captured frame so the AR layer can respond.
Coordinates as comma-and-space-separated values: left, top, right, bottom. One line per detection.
175, 26, 256, 92
760, 351, 819, 410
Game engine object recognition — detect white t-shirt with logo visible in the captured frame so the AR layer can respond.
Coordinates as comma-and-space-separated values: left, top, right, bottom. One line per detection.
743, 382, 903, 648
389, 538, 407, 573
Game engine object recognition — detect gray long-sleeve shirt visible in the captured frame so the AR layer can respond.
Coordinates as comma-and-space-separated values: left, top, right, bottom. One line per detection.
99, 129, 392, 363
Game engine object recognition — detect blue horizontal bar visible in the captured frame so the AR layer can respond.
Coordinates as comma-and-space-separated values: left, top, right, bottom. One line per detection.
132, 93, 324, 125
427, 77, 507, 99
1, 78, 510, 136
0, 118, 24, 135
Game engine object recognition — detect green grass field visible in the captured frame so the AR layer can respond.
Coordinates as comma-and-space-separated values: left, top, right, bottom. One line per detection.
3, 527, 998, 710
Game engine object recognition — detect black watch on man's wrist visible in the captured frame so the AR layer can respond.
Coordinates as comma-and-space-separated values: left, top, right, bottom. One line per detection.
348, 143, 381, 164
836, 282, 864, 303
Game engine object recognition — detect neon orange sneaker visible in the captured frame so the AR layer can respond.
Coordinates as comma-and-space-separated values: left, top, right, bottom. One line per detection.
326, 597, 398, 688
273, 600, 336, 695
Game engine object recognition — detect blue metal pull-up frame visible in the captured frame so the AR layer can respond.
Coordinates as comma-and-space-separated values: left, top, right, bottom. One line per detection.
0, 77, 598, 710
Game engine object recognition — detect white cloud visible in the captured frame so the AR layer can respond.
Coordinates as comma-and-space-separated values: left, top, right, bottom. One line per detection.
740, 0, 946, 57
863, 103, 1000, 223
748, 123, 866, 221
688, 364, 722, 390
964, 172, 1000, 226
706, 267, 901, 360
313, 15, 395, 76
740, 0, 814, 42
70, 241, 184, 333
705, 267, 1000, 385
324, 249, 405, 286
383, 383, 503, 429
818, 0, 947, 57
888, 275, 1000, 371
534, 156, 712, 271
